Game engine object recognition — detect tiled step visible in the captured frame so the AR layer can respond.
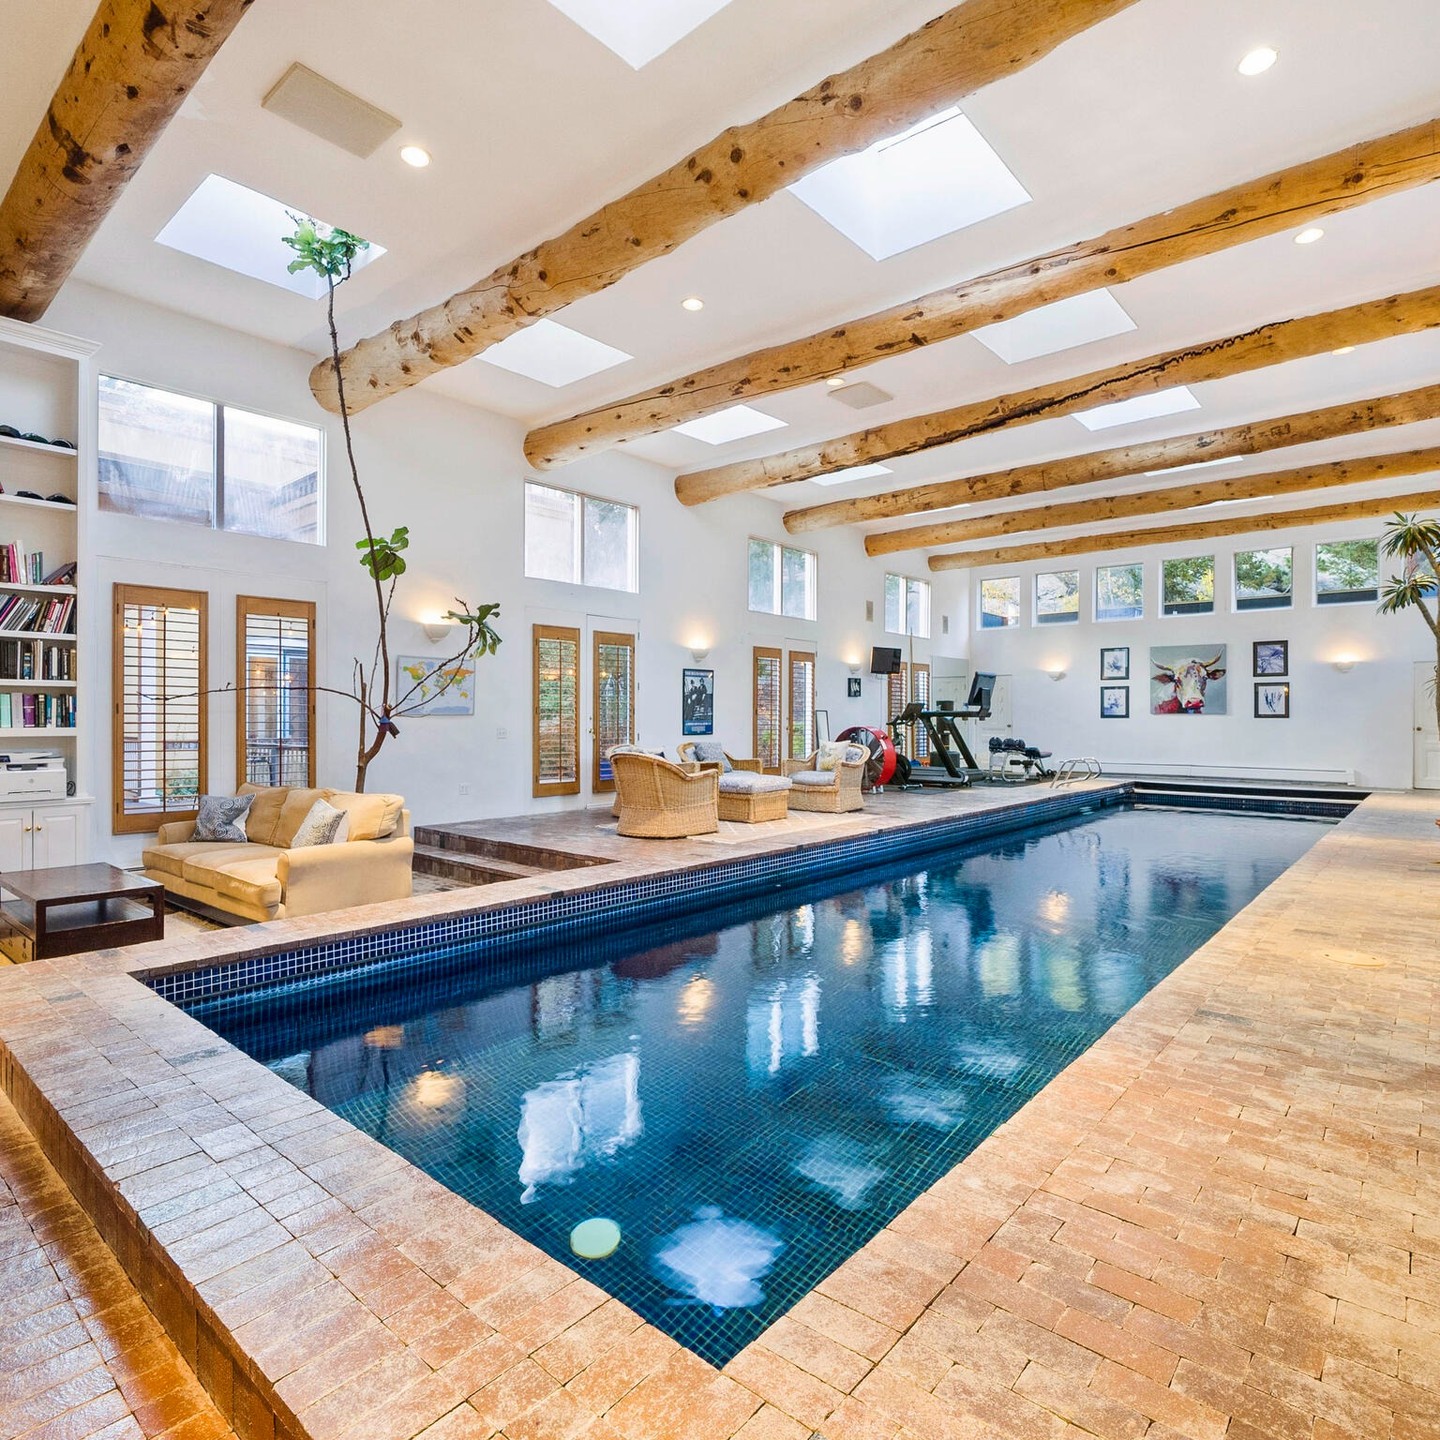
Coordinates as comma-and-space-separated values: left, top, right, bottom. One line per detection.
411, 843, 550, 886
412, 825, 609, 871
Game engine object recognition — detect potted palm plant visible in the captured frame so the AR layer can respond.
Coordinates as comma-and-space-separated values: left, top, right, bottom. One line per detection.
1379, 513, 1440, 739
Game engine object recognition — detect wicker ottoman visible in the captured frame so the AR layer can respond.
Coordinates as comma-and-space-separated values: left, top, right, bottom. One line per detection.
716, 770, 791, 822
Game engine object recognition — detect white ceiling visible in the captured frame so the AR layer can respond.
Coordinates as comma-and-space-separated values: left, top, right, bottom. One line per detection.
3, 0, 1438, 551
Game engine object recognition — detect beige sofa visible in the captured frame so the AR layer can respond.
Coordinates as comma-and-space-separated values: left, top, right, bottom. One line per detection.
141, 783, 413, 922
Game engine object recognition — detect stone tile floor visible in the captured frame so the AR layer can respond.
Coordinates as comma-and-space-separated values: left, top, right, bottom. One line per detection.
0, 784, 1435, 1440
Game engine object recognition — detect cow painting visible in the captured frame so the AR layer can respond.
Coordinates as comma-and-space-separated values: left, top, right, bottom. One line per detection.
1149, 645, 1229, 716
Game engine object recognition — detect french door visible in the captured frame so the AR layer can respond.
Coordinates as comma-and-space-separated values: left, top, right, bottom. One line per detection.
887, 661, 931, 759
753, 643, 816, 773
592, 630, 636, 793
532, 620, 638, 799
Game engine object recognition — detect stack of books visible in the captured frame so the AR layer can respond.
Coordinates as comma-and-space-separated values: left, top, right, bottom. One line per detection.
0, 592, 76, 634
0, 638, 73, 680
0, 692, 76, 729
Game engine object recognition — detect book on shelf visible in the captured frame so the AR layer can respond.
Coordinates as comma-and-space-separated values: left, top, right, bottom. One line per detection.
0, 690, 75, 729
0, 639, 73, 681
0, 591, 75, 634
0, 544, 76, 588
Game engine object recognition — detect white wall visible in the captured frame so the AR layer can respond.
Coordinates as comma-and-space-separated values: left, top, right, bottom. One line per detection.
48, 283, 927, 862
934, 526, 1433, 790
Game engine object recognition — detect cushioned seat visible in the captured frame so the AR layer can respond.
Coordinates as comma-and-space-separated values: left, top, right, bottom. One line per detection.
784, 744, 867, 813
180, 848, 284, 908
787, 770, 833, 787
717, 772, 790, 794
142, 840, 278, 880
715, 768, 791, 821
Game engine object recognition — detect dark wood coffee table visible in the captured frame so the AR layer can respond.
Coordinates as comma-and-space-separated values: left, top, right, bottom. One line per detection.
0, 864, 165, 963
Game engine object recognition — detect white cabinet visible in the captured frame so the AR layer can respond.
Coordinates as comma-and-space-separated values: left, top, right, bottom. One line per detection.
0, 802, 85, 870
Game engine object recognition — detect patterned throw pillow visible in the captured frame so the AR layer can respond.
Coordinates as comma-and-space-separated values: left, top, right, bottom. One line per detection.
193, 794, 253, 843
691, 741, 732, 773
289, 797, 347, 848
816, 741, 851, 773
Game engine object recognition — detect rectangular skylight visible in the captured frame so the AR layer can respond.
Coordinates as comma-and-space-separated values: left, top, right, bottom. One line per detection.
478, 319, 631, 388
1144, 456, 1245, 477
788, 106, 1030, 261
545, 0, 732, 68
972, 291, 1137, 365
812, 464, 894, 487
157, 175, 382, 298
1073, 386, 1202, 432
673, 405, 788, 446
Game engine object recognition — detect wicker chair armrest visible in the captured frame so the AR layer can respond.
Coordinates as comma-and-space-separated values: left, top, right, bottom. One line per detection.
731, 758, 764, 772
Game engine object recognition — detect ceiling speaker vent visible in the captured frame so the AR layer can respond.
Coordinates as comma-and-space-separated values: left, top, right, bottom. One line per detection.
830, 381, 893, 410
262, 64, 401, 159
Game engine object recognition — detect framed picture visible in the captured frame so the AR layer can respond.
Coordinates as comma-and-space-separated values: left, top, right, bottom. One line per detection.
1149, 644, 1227, 715
1100, 685, 1129, 719
846, 676, 862, 699
815, 708, 831, 743
1253, 640, 1288, 677
395, 654, 476, 716
681, 668, 714, 735
1254, 681, 1290, 719
1100, 646, 1130, 681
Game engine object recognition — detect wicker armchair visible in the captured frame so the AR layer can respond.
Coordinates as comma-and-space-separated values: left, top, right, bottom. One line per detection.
612, 752, 719, 838
784, 744, 868, 813
676, 741, 764, 773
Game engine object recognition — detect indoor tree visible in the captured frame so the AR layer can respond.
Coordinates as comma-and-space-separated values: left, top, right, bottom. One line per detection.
1379, 513, 1440, 737
284, 218, 501, 791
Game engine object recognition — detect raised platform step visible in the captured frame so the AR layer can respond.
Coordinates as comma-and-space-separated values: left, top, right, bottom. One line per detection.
413, 824, 609, 871
411, 844, 551, 887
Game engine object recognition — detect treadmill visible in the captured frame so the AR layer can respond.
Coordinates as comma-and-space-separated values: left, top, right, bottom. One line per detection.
890, 672, 996, 785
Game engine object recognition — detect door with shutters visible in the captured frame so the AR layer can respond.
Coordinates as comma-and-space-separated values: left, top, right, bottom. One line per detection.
788, 650, 816, 761
533, 625, 581, 797
753, 647, 783, 772
592, 630, 636, 793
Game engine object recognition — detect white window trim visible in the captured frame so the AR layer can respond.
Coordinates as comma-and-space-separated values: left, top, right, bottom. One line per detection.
884, 572, 932, 638
523, 481, 641, 593
748, 537, 818, 622
1094, 562, 1145, 623
977, 576, 1022, 630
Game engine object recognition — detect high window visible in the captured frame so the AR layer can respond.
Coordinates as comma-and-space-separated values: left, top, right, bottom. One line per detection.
1161, 556, 1215, 616
1234, 547, 1293, 611
1035, 570, 1080, 625
524, 483, 639, 592
979, 577, 1020, 629
237, 597, 315, 789
98, 377, 322, 543
1316, 539, 1380, 605
1096, 563, 1143, 621
749, 540, 816, 621
113, 584, 207, 834
885, 574, 931, 637
533, 625, 581, 797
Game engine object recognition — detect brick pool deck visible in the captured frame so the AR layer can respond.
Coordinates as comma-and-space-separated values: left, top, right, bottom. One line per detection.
0, 784, 1435, 1440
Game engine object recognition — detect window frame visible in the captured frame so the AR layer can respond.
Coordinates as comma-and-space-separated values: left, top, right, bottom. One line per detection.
235, 596, 316, 791
1095, 562, 1144, 622
1160, 554, 1217, 617
522, 481, 640, 593
978, 576, 1021, 629
788, 649, 817, 760
533, 624, 582, 798
591, 630, 636, 795
753, 645, 784, 772
748, 538, 817, 621
112, 583, 209, 835
1315, 538, 1382, 606
884, 573, 932, 638
1035, 569, 1081, 626
1233, 545, 1294, 612
98, 373, 324, 544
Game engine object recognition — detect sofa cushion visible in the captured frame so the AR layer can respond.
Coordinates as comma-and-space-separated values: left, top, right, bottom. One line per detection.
180, 847, 283, 908
322, 789, 403, 841
145, 841, 274, 880
718, 772, 790, 794
789, 770, 836, 787
816, 741, 851, 773
691, 741, 732, 774
273, 788, 326, 847
291, 798, 347, 848
237, 784, 290, 846
194, 793, 253, 843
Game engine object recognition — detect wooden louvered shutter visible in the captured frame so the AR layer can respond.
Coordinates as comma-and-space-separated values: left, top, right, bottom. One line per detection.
534, 625, 581, 797
592, 631, 635, 794
788, 650, 816, 760
911, 662, 931, 760
236, 596, 315, 789
113, 584, 208, 834
753, 646, 782, 773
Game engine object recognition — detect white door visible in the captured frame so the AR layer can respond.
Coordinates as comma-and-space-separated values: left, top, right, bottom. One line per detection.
974, 674, 1014, 758
32, 808, 80, 869
1416, 663, 1440, 790
0, 811, 27, 871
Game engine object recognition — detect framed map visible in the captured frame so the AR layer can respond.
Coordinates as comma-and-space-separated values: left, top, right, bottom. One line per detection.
396, 654, 477, 716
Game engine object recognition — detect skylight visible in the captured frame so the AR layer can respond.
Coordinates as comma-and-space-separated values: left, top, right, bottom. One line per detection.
811, 464, 894, 487
788, 107, 1030, 261
1073, 387, 1202, 432
545, 0, 733, 68
477, 319, 632, 388
673, 405, 788, 446
1144, 456, 1245, 477
972, 291, 1137, 365
157, 176, 383, 298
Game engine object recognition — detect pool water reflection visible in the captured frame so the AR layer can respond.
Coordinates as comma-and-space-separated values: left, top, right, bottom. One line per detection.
197, 806, 1328, 1364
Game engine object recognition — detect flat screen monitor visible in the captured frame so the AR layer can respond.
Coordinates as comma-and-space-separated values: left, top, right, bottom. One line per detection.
966, 671, 997, 711
870, 646, 903, 675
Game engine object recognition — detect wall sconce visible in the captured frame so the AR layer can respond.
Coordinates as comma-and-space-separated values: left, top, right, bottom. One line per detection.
422, 616, 455, 644
1331, 657, 1357, 673
689, 644, 710, 662
1046, 667, 1067, 682
845, 654, 863, 675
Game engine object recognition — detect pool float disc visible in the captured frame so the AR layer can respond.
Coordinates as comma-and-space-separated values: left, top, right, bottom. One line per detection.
570, 1217, 621, 1259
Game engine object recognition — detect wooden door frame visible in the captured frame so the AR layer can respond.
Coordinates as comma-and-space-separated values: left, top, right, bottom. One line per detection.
533, 624, 582, 798
753, 645, 783, 773
787, 649, 817, 760
591, 629, 636, 794
235, 595, 317, 790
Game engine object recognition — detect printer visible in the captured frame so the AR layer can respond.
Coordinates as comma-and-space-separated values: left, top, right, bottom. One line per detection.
0, 751, 68, 802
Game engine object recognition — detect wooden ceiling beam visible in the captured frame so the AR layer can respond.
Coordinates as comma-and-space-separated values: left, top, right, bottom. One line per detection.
926, 488, 1439, 570
308, 0, 1142, 415
866, 446, 1440, 555
676, 282, 1440, 504
0, 0, 255, 323
526, 115, 1440, 469
786, 383, 1440, 533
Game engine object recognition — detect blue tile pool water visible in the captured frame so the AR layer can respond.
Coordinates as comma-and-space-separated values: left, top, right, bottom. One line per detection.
191, 805, 1330, 1364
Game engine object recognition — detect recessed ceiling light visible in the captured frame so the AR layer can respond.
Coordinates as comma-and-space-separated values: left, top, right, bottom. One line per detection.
399, 145, 431, 168
681, 296, 705, 312
1237, 46, 1278, 76
1332, 346, 1355, 355
1294, 227, 1325, 245
972, 290, 1137, 365
825, 376, 848, 388
673, 404, 787, 445
1073, 386, 1202, 431
812, 463, 894, 487
477, 318, 632, 388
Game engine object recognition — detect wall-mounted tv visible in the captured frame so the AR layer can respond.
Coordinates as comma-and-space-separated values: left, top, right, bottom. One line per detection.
870, 646, 903, 675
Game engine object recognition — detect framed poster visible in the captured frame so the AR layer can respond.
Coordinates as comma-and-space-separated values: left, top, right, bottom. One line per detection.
1100, 646, 1130, 681
1100, 685, 1129, 719
396, 654, 476, 716
1253, 640, 1288, 676
1254, 681, 1290, 718
847, 676, 862, 699
1150, 645, 1227, 715
681, 667, 714, 735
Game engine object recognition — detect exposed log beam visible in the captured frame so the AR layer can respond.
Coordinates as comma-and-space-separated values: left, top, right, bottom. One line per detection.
787, 383, 1440, 534
0, 0, 255, 323
927, 488, 1439, 570
310, 0, 1142, 415
527, 115, 1440, 469
867, 446, 1440, 555
676, 282, 1440, 504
